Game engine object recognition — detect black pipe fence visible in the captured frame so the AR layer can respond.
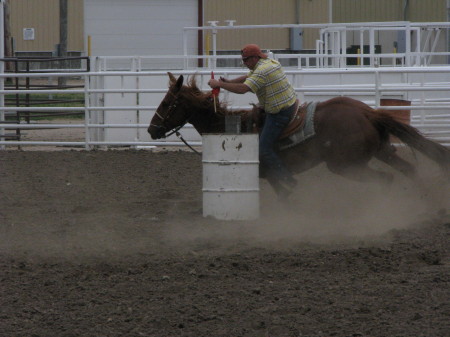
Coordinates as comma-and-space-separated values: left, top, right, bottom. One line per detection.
1, 56, 90, 141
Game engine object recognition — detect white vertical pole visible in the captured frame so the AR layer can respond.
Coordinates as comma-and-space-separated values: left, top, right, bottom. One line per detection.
317, 29, 325, 67
329, 31, 335, 67
405, 22, 411, 66
84, 73, 90, 150
333, 31, 340, 67
315, 39, 320, 68
359, 29, 364, 67
341, 29, 347, 67
415, 27, 421, 65
369, 27, 375, 67
182, 28, 188, 69
207, 21, 219, 69
212, 29, 217, 69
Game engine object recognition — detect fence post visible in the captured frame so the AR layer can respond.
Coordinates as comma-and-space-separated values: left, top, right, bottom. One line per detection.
58, 0, 68, 87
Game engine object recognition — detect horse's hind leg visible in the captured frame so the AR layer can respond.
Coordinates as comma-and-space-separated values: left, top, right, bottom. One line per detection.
265, 175, 294, 201
375, 144, 417, 179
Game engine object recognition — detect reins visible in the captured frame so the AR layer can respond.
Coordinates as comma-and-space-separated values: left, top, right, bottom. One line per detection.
165, 120, 202, 156
175, 131, 201, 155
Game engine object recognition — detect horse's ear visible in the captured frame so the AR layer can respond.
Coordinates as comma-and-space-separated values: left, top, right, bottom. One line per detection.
168, 72, 177, 85
168, 72, 184, 92
174, 75, 184, 93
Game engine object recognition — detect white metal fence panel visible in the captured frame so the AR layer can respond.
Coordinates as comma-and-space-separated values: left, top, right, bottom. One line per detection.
1, 67, 450, 149
103, 76, 138, 142
91, 66, 450, 147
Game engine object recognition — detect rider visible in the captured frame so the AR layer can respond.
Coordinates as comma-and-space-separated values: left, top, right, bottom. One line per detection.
208, 44, 298, 195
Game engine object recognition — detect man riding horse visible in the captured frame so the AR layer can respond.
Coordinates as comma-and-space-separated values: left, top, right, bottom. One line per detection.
208, 44, 298, 197
149, 52, 449, 203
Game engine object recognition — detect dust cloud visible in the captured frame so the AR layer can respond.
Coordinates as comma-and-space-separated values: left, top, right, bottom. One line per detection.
162, 158, 449, 252
1, 150, 448, 259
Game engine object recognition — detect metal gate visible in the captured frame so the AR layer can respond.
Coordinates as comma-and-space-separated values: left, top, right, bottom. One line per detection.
1, 64, 450, 149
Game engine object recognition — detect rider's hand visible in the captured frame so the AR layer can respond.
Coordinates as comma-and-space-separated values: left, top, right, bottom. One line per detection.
208, 79, 221, 89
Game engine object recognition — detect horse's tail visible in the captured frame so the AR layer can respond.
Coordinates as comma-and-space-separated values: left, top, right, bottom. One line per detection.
370, 109, 450, 170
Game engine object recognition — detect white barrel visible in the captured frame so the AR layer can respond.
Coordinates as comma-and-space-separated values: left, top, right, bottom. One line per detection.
202, 134, 259, 220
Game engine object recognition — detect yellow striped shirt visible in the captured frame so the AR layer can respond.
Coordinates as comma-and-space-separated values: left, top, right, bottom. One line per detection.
244, 58, 296, 114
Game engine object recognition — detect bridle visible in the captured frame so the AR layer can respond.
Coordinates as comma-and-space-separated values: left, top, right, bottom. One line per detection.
150, 91, 201, 155
150, 92, 187, 137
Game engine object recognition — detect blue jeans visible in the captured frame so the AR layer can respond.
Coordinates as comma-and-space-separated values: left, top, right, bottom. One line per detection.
259, 103, 296, 185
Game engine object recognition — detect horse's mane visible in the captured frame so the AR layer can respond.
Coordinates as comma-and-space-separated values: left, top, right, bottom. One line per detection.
178, 75, 249, 117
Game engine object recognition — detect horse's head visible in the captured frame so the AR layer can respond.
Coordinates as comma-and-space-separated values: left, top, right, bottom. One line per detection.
148, 72, 193, 139
148, 72, 250, 138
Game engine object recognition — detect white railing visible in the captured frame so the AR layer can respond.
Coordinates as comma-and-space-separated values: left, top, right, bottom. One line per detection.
183, 21, 450, 69
75, 22, 450, 71
0, 66, 450, 149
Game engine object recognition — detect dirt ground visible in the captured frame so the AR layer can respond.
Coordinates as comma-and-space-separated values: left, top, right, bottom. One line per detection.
1, 146, 449, 337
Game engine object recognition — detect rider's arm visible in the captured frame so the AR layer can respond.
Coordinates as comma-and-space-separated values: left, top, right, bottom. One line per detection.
209, 77, 251, 94
221, 75, 248, 84
217, 81, 251, 94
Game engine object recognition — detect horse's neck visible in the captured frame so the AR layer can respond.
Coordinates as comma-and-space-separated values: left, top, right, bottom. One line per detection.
189, 100, 226, 134
187, 97, 253, 135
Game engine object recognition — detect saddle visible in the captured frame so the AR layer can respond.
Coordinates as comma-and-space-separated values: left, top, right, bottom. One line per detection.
280, 99, 308, 139
250, 99, 308, 139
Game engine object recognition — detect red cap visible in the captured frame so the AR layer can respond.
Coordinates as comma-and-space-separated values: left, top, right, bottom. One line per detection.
241, 44, 268, 59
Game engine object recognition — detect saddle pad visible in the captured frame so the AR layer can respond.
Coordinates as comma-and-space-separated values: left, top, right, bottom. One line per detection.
278, 102, 317, 150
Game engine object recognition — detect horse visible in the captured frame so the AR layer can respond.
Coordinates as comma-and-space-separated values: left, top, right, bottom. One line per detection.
148, 72, 450, 197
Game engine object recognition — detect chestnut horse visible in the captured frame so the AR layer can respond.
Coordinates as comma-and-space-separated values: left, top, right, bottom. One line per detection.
148, 73, 450, 196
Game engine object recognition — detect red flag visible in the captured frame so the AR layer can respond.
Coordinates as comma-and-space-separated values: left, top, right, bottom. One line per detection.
211, 71, 220, 97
